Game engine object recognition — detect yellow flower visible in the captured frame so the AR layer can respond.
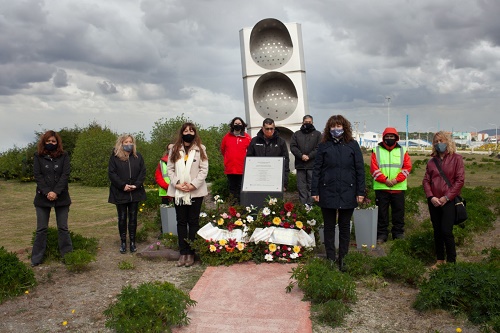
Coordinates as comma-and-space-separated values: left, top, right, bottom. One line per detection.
62, 321, 68, 326
293, 246, 301, 253
24, 290, 29, 294
456, 328, 462, 333
142, 203, 145, 206
209, 245, 216, 252
272, 217, 281, 225
295, 221, 303, 229
71, 309, 75, 314
169, 232, 173, 236
217, 218, 224, 226
269, 243, 277, 252
371, 245, 375, 249
362, 244, 367, 248
139, 208, 143, 212
219, 239, 227, 246
234, 219, 243, 226
236, 242, 245, 251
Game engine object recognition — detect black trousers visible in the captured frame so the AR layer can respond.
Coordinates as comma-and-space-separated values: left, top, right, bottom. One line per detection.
227, 174, 243, 203
31, 205, 73, 265
175, 196, 204, 255
296, 169, 313, 205
427, 199, 456, 263
375, 190, 405, 240
321, 207, 354, 261
116, 202, 139, 241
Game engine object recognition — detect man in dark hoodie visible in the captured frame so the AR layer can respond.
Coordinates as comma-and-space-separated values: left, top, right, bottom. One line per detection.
290, 115, 322, 205
246, 118, 290, 190
370, 127, 412, 243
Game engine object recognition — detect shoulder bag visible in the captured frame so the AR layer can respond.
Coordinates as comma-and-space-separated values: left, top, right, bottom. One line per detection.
432, 158, 467, 225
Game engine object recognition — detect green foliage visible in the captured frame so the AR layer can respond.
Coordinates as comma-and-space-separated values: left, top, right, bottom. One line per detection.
287, 257, 357, 304
311, 299, 352, 328
389, 229, 436, 264
481, 247, 500, 268
287, 172, 297, 192
160, 233, 179, 251
209, 177, 230, 200
0, 247, 37, 304
31, 227, 99, 262
405, 185, 425, 215
118, 260, 135, 270
103, 281, 196, 333
343, 251, 375, 278
199, 123, 228, 183
71, 122, 117, 186
413, 262, 500, 327
0, 146, 34, 180
190, 237, 253, 266
63, 249, 96, 272
372, 250, 426, 286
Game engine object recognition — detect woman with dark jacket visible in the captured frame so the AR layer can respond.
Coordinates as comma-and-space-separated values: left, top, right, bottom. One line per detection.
31, 130, 73, 267
311, 115, 365, 271
423, 131, 464, 268
108, 134, 146, 253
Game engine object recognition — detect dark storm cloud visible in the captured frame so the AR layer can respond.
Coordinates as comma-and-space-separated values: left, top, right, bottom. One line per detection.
53, 69, 68, 88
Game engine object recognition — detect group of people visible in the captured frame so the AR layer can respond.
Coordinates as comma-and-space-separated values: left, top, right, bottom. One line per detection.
31, 117, 464, 271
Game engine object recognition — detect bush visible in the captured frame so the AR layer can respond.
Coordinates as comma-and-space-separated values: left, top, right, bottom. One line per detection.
103, 281, 196, 333
413, 262, 500, 327
31, 227, 98, 262
64, 249, 96, 272
0, 246, 37, 304
311, 299, 352, 328
344, 251, 375, 278
372, 250, 426, 286
389, 229, 436, 264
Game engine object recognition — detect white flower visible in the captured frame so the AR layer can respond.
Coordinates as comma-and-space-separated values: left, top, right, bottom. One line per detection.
262, 207, 271, 216
286, 212, 291, 217
265, 254, 274, 261
268, 198, 277, 205
246, 206, 252, 212
307, 219, 316, 226
214, 195, 220, 201
290, 253, 299, 259
217, 199, 224, 204
199, 212, 207, 218
246, 216, 254, 223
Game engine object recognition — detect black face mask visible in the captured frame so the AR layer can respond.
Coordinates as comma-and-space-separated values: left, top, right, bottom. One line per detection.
182, 134, 195, 143
384, 138, 396, 147
45, 143, 57, 151
300, 123, 314, 133
233, 124, 243, 131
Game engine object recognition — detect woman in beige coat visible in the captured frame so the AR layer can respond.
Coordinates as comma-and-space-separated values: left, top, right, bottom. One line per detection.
167, 123, 208, 267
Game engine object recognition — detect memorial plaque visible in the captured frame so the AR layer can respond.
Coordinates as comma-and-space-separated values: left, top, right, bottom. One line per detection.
242, 157, 284, 192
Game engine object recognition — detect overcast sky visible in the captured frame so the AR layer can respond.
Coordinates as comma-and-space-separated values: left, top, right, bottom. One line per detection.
1, 0, 499, 151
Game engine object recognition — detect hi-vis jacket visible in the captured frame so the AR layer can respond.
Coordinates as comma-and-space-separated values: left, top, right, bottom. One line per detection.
371, 143, 412, 191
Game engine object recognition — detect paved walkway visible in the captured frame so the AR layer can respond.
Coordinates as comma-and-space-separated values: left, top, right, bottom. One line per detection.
173, 262, 312, 333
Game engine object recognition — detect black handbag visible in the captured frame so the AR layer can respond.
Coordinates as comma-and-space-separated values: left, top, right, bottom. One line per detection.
432, 158, 467, 225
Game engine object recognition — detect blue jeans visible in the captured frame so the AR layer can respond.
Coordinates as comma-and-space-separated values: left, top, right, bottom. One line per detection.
31, 205, 73, 265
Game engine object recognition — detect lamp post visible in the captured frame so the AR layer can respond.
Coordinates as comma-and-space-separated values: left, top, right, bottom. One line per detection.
489, 123, 498, 151
385, 97, 391, 127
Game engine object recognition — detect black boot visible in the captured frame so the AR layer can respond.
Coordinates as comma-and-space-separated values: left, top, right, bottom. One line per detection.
119, 240, 127, 254
129, 223, 137, 253
338, 257, 346, 272
117, 204, 128, 254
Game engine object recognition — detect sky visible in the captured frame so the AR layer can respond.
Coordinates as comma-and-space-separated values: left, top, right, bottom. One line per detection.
1, 0, 499, 152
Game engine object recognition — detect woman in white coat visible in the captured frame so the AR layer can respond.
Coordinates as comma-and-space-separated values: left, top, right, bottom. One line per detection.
167, 123, 208, 267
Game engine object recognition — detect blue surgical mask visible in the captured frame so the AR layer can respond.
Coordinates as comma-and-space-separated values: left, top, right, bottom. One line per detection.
435, 143, 447, 153
123, 144, 134, 152
330, 129, 344, 138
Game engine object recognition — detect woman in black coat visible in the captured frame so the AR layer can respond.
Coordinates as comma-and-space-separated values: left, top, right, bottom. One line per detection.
108, 134, 146, 253
31, 130, 73, 267
311, 115, 365, 271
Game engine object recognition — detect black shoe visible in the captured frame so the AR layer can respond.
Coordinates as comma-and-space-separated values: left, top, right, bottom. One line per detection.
338, 258, 346, 272
393, 234, 405, 240
120, 241, 127, 254
130, 242, 137, 253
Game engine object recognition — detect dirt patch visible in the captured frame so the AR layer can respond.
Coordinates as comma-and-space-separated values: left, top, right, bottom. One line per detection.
1, 215, 498, 332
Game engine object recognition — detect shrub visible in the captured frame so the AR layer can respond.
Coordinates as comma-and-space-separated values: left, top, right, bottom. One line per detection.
0, 247, 37, 304
103, 281, 196, 333
372, 250, 426, 286
287, 257, 357, 304
343, 251, 375, 278
118, 260, 135, 270
389, 229, 436, 264
413, 262, 500, 326
311, 299, 352, 328
64, 249, 96, 272
31, 227, 98, 262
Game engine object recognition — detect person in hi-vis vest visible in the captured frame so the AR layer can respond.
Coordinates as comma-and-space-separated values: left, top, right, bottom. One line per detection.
370, 127, 412, 243
155, 144, 174, 204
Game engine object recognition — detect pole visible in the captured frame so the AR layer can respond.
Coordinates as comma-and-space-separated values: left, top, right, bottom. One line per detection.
386, 97, 391, 127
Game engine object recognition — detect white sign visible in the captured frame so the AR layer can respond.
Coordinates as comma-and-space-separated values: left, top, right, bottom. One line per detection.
242, 157, 284, 192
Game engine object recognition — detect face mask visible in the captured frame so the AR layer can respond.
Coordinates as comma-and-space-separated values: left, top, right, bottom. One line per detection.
435, 143, 447, 153
301, 123, 314, 132
384, 138, 396, 147
233, 124, 243, 131
330, 129, 344, 138
123, 144, 133, 152
44, 143, 57, 151
182, 134, 195, 143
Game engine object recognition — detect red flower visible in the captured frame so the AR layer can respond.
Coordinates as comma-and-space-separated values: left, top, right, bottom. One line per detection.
228, 238, 238, 248
229, 206, 237, 217
227, 223, 236, 231
284, 202, 294, 212
283, 222, 290, 228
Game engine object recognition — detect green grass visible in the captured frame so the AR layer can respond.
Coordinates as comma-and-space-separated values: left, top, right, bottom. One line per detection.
0, 181, 117, 252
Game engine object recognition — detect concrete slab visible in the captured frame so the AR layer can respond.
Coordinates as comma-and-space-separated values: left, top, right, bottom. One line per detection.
173, 262, 312, 333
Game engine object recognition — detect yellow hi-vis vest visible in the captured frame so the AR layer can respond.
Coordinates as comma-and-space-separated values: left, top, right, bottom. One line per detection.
158, 160, 170, 196
373, 146, 408, 190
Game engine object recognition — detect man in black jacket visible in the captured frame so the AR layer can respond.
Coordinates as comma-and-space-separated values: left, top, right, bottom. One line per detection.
246, 118, 290, 190
290, 115, 322, 205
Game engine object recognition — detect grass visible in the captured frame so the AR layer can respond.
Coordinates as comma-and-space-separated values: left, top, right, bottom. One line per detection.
0, 181, 117, 252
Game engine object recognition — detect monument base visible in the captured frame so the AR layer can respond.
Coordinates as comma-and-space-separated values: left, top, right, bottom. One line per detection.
240, 191, 283, 209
